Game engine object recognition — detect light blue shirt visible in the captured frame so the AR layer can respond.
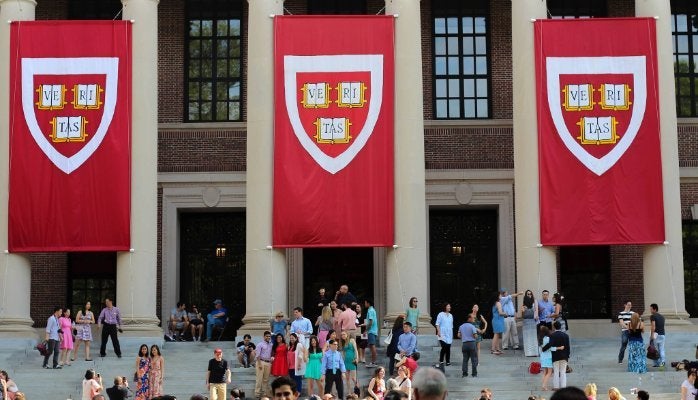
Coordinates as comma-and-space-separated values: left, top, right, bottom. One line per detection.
46, 315, 60, 340
500, 295, 516, 316
538, 299, 555, 323
290, 316, 313, 336
397, 331, 417, 355
435, 311, 453, 344
320, 349, 346, 373
458, 322, 477, 342
366, 306, 378, 335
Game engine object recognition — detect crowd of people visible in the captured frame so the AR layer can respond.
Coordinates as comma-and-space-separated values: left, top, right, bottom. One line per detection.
14, 287, 696, 400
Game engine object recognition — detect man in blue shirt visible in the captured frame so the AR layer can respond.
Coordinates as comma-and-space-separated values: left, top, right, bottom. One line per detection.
204, 299, 227, 342
290, 307, 313, 346
43, 306, 62, 369
499, 288, 523, 350
537, 290, 555, 330
364, 298, 379, 367
398, 321, 417, 357
457, 314, 479, 378
321, 339, 346, 399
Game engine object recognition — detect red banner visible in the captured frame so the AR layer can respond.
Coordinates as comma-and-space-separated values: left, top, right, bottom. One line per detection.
9, 21, 131, 252
535, 18, 664, 245
273, 16, 394, 247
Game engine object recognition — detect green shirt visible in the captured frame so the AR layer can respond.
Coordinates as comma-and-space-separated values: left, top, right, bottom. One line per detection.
366, 306, 378, 335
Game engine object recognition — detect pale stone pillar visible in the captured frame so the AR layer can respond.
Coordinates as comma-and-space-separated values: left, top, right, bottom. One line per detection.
240, 0, 288, 335
513, 0, 558, 296
636, 0, 689, 321
384, 0, 430, 330
0, 0, 37, 341
116, 0, 161, 334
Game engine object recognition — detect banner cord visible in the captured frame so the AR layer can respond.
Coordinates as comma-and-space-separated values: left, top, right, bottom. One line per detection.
114, 7, 123, 21
129, 250, 134, 321
537, 244, 542, 294
269, 246, 275, 317
392, 247, 406, 309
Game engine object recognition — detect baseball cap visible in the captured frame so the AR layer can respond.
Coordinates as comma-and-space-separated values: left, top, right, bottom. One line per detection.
500, 288, 507, 293
213, 299, 222, 305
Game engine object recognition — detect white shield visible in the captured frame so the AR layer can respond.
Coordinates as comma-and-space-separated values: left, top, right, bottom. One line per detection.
546, 56, 646, 176
22, 57, 119, 174
284, 54, 383, 174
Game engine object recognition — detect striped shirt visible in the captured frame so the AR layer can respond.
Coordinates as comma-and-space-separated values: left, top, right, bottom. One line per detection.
618, 310, 632, 331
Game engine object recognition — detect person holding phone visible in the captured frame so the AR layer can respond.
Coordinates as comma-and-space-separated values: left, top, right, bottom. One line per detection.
82, 369, 102, 400
105, 376, 131, 400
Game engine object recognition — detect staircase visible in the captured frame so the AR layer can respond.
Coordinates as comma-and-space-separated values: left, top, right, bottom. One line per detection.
0, 332, 694, 400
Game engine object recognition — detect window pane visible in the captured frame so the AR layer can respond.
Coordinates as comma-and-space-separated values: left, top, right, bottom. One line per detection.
230, 59, 240, 78
229, 82, 240, 100
462, 17, 473, 34
476, 78, 488, 97
217, 60, 227, 77
475, 36, 487, 55
217, 39, 228, 57
201, 102, 212, 120
190, 20, 201, 37
229, 102, 240, 120
474, 17, 486, 34
217, 20, 228, 36
190, 40, 201, 58
229, 39, 241, 57
216, 102, 228, 120
476, 56, 487, 74
202, 82, 212, 100
464, 99, 476, 118
189, 102, 200, 120
229, 19, 241, 36
436, 99, 448, 118
447, 37, 459, 54
678, 35, 689, 53
202, 39, 212, 58
448, 57, 459, 74
189, 60, 200, 78
447, 18, 458, 34
464, 79, 474, 97
202, 20, 213, 36
448, 99, 460, 118
436, 79, 447, 97
189, 82, 200, 100
435, 57, 447, 75
435, 18, 446, 34
202, 60, 212, 77
677, 15, 688, 32
217, 82, 227, 100
463, 38, 473, 55
477, 99, 488, 117
463, 57, 474, 74
448, 79, 459, 97
435, 37, 446, 55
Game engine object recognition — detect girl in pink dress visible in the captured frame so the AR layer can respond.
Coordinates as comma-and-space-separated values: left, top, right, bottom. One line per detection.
149, 344, 165, 397
59, 308, 74, 366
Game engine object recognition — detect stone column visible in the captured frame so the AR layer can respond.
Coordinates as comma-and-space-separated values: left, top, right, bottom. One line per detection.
116, 0, 161, 335
240, 0, 288, 335
513, 0, 558, 296
384, 0, 430, 330
0, 0, 37, 342
636, 0, 689, 321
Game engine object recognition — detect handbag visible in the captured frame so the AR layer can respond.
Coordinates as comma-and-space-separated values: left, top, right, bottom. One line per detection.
383, 331, 392, 345
647, 341, 659, 360
528, 361, 541, 374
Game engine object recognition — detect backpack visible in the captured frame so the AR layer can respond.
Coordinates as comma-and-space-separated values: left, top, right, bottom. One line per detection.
528, 361, 541, 374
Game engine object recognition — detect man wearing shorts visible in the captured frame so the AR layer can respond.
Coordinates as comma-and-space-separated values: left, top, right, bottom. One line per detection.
168, 301, 189, 341
364, 298, 378, 367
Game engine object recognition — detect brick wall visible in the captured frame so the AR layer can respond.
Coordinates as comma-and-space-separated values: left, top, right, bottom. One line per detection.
610, 246, 644, 316
30, 254, 68, 327
424, 125, 514, 169
158, 129, 247, 172
158, 0, 185, 123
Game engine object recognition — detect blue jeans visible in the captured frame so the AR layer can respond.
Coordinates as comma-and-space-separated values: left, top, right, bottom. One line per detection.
206, 315, 225, 339
618, 330, 629, 362
461, 341, 478, 376
653, 334, 666, 365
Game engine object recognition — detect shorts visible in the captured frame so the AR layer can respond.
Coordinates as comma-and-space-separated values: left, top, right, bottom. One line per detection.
367, 333, 377, 345
356, 336, 368, 349
175, 321, 186, 329
190, 319, 203, 326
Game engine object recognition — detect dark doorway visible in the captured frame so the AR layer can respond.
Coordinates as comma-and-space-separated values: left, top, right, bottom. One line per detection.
180, 211, 246, 339
682, 220, 698, 316
429, 209, 499, 337
303, 248, 374, 322
69, 252, 116, 319
559, 246, 611, 318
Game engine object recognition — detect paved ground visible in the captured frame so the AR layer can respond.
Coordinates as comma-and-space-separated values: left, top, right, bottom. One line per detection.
1, 329, 696, 399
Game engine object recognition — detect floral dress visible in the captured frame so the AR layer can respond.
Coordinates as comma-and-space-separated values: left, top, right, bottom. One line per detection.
76, 311, 93, 341
149, 355, 164, 397
271, 343, 288, 376
627, 329, 647, 373
135, 356, 151, 400
59, 316, 74, 350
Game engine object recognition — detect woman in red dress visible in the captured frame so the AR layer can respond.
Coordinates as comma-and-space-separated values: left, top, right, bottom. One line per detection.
270, 333, 288, 377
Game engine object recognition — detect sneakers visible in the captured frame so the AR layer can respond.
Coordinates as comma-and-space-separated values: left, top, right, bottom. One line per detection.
366, 363, 378, 368
513, 346, 520, 350
164, 334, 174, 342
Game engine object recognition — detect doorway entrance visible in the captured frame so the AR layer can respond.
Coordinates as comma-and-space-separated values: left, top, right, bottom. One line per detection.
302, 247, 374, 321
429, 208, 499, 336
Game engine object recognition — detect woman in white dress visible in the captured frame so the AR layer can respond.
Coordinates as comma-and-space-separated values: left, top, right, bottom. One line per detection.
434, 303, 453, 366
73, 301, 95, 361
521, 290, 539, 357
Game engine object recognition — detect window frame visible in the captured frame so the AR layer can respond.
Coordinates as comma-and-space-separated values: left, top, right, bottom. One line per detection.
546, 0, 607, 19
432, 0, 491, 120
67, 0, 123, 20
184, 0, 244, 122
671, 0, 698, 117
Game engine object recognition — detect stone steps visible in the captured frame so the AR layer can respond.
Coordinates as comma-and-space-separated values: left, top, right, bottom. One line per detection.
2, 331, 695, 399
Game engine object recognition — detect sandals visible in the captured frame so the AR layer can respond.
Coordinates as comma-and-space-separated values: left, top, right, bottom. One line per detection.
490, 350, 502, 355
